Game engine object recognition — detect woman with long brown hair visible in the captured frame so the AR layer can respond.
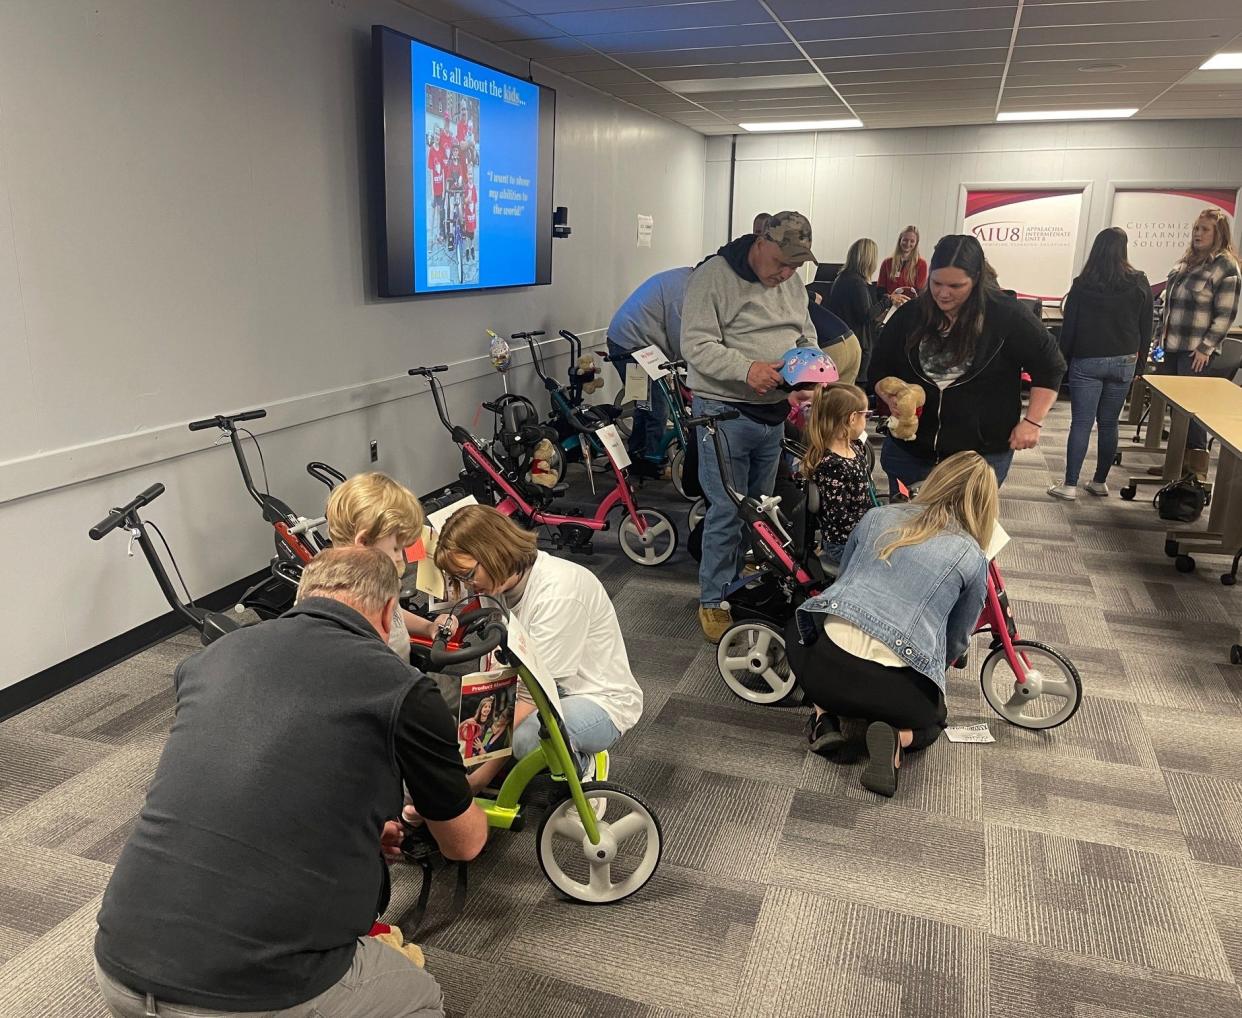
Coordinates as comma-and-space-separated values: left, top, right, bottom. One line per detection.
878, 225, 928, 295
1152, 208, 1241, 475
1048, 227, 1152, 500
869, 234, 1066, 494
788, 451, 997, 797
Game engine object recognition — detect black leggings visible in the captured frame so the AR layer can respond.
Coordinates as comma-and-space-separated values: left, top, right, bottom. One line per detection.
785, 618, 946, 750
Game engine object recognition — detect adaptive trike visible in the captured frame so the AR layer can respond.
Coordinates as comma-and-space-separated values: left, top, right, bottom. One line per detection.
411, 364, 678, 566
422, 608, 663, 903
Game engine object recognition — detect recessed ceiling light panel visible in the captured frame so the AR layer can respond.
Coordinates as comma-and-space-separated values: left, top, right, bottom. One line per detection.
1201, 52, 1242, 70
997, 109, 1138, 122
739, 118, 863, 132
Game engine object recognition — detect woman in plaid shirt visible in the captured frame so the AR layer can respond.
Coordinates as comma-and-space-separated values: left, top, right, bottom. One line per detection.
1155, 208, 1241, 466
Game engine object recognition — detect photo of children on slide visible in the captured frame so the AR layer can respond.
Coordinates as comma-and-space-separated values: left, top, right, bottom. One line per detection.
425, 84, 479, 287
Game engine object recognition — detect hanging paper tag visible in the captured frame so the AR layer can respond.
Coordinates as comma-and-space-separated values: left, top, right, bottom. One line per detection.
414, 526, 445, 599
596, 424, 632, 470
985, 522, 1010, 562
632, 345, 670, 380
623, 362, 650, 404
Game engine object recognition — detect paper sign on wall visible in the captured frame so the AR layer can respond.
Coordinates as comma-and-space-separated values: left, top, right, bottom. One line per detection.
596, 423, 632, 470
632, 344, 670, 380
624, 362, 650, 404
1110, 188, 1239, 294
637, 214, 653, 248
504, 611, 563, 718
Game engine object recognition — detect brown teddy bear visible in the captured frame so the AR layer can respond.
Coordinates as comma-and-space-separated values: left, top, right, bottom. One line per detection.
576, 356, 605, 394
529, 438, 560, 488
369, 922, 425, 967
874, 377, 925, 441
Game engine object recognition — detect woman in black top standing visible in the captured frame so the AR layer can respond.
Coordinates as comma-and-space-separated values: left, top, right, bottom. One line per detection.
870, 235, 1066, 494
827, 238, 910, 390
1047, 228, 1152, 501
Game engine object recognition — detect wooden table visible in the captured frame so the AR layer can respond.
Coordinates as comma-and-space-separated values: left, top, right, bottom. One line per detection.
1163, 404, 1242, 578
1123, 376, 1242, 492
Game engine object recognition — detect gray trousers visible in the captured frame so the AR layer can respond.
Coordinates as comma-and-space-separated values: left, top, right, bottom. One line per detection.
94, 937, 444, 1017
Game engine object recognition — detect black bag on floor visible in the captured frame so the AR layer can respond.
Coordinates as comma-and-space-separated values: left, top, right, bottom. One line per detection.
1154, 473, 1210, 523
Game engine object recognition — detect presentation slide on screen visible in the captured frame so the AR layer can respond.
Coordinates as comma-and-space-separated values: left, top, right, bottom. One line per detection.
410, 41, 540, 292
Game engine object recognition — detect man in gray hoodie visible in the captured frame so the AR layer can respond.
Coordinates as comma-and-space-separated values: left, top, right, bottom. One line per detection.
682, 211, 818, 642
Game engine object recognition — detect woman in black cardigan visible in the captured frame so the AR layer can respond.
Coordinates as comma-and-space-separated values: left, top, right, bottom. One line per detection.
827, 238, 910, 390
870, 235, 1066, 493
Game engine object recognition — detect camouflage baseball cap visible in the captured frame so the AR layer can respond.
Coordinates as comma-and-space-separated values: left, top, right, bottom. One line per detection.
762, 211, 817, 265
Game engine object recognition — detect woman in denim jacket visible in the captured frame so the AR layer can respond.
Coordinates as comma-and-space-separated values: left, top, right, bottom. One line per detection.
787, 451, 997, 797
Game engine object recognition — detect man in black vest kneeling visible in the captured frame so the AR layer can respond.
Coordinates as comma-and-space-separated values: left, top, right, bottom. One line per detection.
93, 546, 487, 1018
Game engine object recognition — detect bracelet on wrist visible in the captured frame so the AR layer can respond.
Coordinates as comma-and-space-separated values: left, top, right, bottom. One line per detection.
1023, 417, 1043, 429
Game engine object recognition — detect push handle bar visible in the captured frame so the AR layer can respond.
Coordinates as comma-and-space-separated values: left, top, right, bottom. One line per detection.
408, 365, 449, 377
510, 330, 545, 341
306, 462, 347, 491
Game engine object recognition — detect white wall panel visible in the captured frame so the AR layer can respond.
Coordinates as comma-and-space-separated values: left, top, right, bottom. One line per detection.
0, 0, 705, 686
717, 119, 1242, 265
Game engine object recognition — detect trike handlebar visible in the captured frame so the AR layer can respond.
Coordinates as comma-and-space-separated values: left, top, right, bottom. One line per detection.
685, 408, 740, 429
89, 483, 166, 540
428, 619, 507, 668
187, 408, 266, 432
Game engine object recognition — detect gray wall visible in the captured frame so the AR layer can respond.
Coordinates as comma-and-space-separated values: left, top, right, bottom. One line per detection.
707, 119, 1242, 270
0, 0, 706, 686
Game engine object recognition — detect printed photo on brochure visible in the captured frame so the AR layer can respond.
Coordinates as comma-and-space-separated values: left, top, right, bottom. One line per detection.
458, 668, 518, 764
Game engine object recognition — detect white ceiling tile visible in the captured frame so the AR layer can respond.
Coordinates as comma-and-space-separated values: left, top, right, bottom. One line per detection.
451, 15, 562, 42
1021, 0, 1242, 26
577, 24, 791, 53
537, 1, 768, 35
769, 0, 1017, 16
788, 9, 1018, 41
621, 44, 802, 69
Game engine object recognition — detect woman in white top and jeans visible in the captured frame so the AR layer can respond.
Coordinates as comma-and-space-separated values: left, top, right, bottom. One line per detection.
433, 505, 642, 794
788, 451, 996, 797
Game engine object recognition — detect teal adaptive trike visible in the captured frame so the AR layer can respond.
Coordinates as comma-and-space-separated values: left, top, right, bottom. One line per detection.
424, 610, 663, 904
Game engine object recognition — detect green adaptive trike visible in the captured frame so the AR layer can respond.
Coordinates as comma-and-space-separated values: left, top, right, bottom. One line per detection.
419, 607, 663, 904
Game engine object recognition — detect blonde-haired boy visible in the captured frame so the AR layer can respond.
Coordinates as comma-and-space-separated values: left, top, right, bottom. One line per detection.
326, 472, 442, 659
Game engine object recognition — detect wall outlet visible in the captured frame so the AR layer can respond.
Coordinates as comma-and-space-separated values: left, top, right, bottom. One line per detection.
369, 440, 378, 462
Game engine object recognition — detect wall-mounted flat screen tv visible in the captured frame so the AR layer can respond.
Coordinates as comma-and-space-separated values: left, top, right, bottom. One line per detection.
372, 25, 556, 296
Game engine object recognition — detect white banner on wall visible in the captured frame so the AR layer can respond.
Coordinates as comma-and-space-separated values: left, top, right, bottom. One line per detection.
1109, 188, 1238, 293
962, 189, 1084, 302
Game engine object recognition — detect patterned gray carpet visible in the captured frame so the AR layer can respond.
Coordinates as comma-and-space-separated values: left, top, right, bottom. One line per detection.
2, 403, 1241, 1017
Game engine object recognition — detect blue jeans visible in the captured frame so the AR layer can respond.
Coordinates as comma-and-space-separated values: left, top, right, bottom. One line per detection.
880, 438, 1014, 496
1065, 355, 1136, 485
695, 395, 784, 606
607, 339, 670, 462
1156, 350, 1233, 450
512, 693, 620, 774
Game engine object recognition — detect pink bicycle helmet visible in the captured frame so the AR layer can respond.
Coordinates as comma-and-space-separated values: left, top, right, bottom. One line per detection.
780, 348, 839, 389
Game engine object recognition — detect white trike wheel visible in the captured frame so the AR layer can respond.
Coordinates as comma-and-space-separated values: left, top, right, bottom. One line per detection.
618, 509, 678, 566
980, 639, 1082, 730
688, 498, 706, 531
717, 621, 797, 705
536, 782, 663, 904
669, 443, 691, 500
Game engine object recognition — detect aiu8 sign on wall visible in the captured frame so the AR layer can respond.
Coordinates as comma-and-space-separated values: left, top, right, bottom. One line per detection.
962, 189, 1085, 302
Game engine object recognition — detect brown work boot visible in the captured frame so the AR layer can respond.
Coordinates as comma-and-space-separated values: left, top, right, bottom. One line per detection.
698, 605, 733, 644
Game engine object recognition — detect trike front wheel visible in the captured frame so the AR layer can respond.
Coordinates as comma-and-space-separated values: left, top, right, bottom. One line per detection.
536, 782, 662, 904
618, 509, 678, 566
980, 639, 1082, 730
